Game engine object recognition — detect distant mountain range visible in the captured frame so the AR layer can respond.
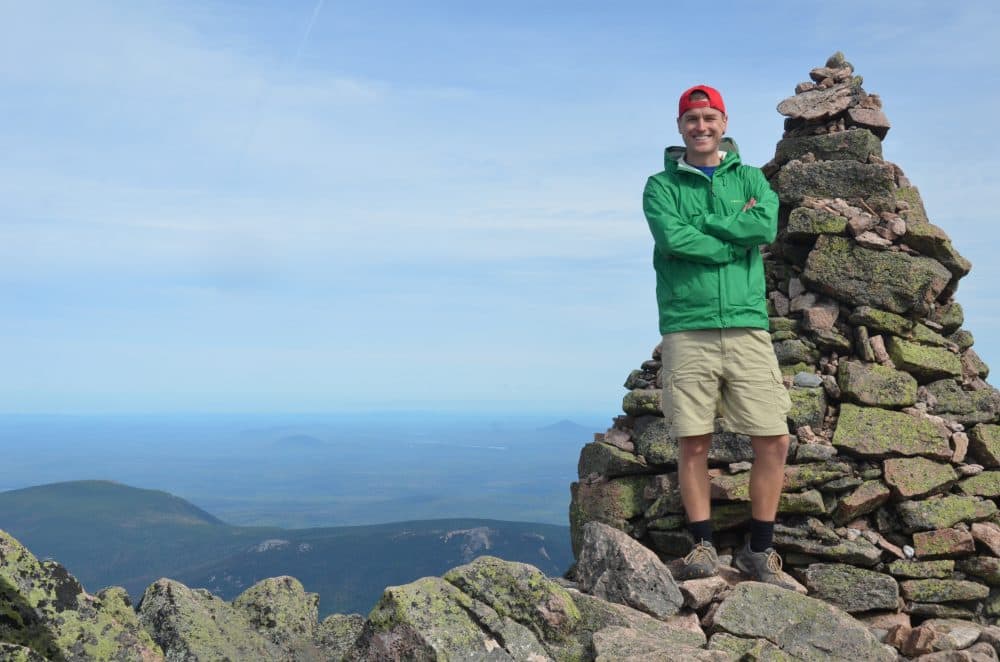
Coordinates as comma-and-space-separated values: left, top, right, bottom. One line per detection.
0, 480, 572, 617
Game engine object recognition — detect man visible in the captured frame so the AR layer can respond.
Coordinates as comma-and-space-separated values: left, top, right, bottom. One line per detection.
642, 84, 794, 588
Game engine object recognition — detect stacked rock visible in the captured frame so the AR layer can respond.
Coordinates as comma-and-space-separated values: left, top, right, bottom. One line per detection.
571, 53, 1000, 627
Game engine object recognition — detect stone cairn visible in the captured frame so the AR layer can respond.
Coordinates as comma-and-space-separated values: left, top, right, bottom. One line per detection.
571, 53, 1000, 639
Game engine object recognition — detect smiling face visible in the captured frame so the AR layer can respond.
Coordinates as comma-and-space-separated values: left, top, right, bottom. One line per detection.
677, 92, 728, 166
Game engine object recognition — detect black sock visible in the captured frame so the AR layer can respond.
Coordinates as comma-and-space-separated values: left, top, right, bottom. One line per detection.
750, 519, 774, 553
689, 519, 713, 546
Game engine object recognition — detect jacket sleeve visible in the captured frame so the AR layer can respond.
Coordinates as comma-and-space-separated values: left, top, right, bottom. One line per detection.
699, 168, 779, 246
643, 177, 743, 265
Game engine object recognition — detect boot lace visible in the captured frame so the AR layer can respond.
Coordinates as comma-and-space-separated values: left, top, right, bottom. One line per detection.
683, 544, 713, 566
765, 549, 783, 575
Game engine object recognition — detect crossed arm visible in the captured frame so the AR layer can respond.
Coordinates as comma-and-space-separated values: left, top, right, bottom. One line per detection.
643, 171, 778, 264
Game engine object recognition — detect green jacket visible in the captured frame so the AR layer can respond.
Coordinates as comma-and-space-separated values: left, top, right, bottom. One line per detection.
643, 142, 778, 335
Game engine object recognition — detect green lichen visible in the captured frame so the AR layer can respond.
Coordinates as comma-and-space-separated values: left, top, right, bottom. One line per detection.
622, 389, 661, 417
958, 471, 1000, 497
887, 337, 962, 383
832, 403, 951, 459
779, 489, 826, 515
896, 495, 997, 532
887, 560, 954, 579
788, 387, 827, 430
899, 579, 989, 602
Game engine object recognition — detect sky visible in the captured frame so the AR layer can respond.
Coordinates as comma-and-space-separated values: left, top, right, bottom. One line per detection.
2, 1, 999, 415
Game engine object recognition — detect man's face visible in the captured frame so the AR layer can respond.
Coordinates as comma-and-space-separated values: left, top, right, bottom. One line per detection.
677, 106, 728, 161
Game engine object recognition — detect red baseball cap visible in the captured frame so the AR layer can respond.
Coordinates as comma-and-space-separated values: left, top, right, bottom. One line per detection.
678, 85, 726, 118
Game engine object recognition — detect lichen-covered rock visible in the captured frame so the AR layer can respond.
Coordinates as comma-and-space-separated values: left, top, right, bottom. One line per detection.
708, 632, 794, 661
913, 528, 975, 559
883, 457, 957, 499
0, 644, 49, 662
591, 626, 728, 661
0, 529, 164, 662
888, 560, 955, 579
903, 216, 972, 280
928, 380, 1000, 425
774, 128, 883, 166
800, 563, 899, 612
779, 489, 826, 515
138, 578, 277, 662
569, 476, 650, 556
623, 389, 661, 417
443, 556, 581, 644
632, 417, 676, 466
575, 522, 683, 619
570, 591, 708, 661
899, 579, 990, 603
711, 582, 894, 661
832, 404, 952, 459
316, 614, 364, 662
956, 557, 1000, 587
832, 479, 891, 524
773, 339, 820, 365
837, 360, 917, 407
349, 576, 517, 661
887, 338, 963, 383
896, 495, 998, 532
778, 161, 896, 212
232, 576, 322, 659
775, 522, 882, 566
785, 207, 848, 243
932, 301, 965, 335
969, 425, 1000, 467
788, 387, 827, 430
577, 442, 651, 478
802, 236, 951, 314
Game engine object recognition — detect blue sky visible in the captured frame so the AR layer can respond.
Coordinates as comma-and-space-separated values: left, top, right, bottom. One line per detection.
2, 1, 999, 414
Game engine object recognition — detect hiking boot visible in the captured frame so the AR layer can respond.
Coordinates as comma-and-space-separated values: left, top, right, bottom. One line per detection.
734, 542, 797, 590
673, 540, 719, 580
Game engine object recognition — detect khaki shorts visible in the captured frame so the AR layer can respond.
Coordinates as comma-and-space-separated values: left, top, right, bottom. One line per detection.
660, 328, 791, 438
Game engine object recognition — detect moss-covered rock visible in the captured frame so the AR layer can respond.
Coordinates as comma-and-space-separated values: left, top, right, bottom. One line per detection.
899, 579, 989, 603
912, 528, 974, 559
837, 360, 917, 407
711, 582, 894, 660
788, 387, 827, 430
903, 217, 972, 280
783, 462, 853, 490
882, 456, 957, 499
802, 235, 951, 314
832, 403, 951, 459
0, 529, 163, 662
958, 471, 1000, 497
886, 337, 962, 383
969, 424, 1000, 467
896, 495, 997, 532
956, 558, 1000, 587
801, 563, 899, 613
591, 626, 726, 661
774, 522, 882, 566
0, 644, 49, 662
927, 379, 1000, 425
785, 207, 848, 243
950, 328, 976, 352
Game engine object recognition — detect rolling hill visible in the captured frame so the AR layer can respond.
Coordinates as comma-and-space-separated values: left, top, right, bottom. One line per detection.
0, 480, 572, 617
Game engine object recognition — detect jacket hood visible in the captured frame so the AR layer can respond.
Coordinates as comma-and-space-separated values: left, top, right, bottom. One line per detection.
664, 137, 740, 170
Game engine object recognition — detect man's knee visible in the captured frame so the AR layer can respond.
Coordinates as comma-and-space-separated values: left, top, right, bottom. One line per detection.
751, 434, 790, 461
679, 433, 713, 458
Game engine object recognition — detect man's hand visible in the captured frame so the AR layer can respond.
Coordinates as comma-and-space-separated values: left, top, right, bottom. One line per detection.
742, 197, 757, 212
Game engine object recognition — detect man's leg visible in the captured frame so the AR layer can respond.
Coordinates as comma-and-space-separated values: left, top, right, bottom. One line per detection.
749, 434, 790, 553
674, 432, 718, 579
678, 433, 713, 524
